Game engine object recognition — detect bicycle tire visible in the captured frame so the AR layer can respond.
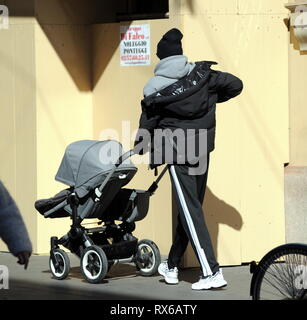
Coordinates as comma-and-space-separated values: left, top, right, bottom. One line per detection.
252, 243, 307, 300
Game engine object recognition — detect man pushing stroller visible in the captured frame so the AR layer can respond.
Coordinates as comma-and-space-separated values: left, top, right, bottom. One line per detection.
134, 28, 243, 290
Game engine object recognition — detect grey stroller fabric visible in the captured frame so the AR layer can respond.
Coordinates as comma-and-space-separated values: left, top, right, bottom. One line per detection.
55, 140, 136, 198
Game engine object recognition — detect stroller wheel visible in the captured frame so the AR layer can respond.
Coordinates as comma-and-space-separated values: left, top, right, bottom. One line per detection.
80, 245, 108, 284
49, 249, 70, 280
134, 239, 161, 276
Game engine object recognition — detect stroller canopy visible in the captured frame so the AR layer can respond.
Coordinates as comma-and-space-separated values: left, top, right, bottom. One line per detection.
55, 140, 136, 198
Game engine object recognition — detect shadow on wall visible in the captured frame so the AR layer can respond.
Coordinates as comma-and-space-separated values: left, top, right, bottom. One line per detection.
204, 187, 243, 259
34, 0, 128, 92
172, 186, 243, 264
36, 22, 93, 92
91, 21, 131, 90
8, 0, 132, 92
186, 0, 194, 14
36, 20, 132, 92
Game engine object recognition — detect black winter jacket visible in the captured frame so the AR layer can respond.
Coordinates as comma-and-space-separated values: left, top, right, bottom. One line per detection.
134, 61, 243, 168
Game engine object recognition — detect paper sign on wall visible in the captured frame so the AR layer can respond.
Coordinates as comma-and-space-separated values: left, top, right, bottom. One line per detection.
120, 24, 150, 66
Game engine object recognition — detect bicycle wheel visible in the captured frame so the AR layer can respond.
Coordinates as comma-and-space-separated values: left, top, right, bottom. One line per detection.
252, 243, 307, 300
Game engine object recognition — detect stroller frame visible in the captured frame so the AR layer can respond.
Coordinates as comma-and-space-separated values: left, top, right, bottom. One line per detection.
50, 191, 138, 268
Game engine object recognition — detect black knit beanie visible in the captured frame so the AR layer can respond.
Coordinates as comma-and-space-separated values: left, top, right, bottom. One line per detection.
156, 28, 183, 60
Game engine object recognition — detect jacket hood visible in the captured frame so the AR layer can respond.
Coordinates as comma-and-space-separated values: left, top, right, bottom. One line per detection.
154, 55, 195, 80
142, 60, 217, 107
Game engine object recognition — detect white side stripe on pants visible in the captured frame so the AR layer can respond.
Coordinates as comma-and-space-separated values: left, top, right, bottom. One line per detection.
169, 165, 213, 277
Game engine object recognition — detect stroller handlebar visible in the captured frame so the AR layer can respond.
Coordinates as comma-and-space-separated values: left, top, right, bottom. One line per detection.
115, 149, 135, 167
98, 149, 136, 193
98, 148, 168, 196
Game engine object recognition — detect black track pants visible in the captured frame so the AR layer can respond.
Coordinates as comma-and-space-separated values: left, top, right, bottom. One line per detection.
167, 158, 219, 276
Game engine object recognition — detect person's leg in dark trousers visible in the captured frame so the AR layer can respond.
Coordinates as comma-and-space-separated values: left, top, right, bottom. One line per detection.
167, 158, 211, 269
167, 157, 219, 276
167, 210, 189, 269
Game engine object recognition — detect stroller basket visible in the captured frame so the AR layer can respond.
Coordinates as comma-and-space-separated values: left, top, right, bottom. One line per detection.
101, 238, 138, 260
103, 188, 150, 223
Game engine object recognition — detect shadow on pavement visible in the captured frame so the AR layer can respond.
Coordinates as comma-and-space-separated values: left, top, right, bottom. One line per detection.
1, 278, 148, 300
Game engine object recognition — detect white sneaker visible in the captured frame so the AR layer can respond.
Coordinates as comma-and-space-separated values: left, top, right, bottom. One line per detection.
158, 261, 179, 284
192, 269, 227, 290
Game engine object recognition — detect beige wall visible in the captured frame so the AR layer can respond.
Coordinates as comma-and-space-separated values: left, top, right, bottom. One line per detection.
0, 2, 93, 253
33, 0, 93, 255
283, 0, 307, 244
1, 1, 291, 267
35, 22, 93, 253
0, 16, 37, 252
289, 28, 307, 166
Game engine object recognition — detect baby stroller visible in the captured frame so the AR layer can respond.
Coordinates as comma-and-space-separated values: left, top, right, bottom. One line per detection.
35, 140, 167, 284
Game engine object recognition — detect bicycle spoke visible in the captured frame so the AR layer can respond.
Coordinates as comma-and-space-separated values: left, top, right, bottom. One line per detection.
256, 249, 307, 300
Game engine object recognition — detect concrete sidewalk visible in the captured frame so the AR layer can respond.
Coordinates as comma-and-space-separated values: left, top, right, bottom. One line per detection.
0, 252, 252, 300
